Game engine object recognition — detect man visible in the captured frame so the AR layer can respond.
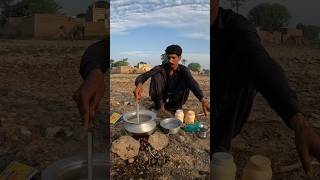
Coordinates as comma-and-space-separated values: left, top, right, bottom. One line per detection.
133, 45, 210, 116
73, 39, 108, 129
211, 0, 320, 178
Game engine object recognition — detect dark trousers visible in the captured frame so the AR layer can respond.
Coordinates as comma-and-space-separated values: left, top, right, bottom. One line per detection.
212, 87, 257, 156
149, 72, 189, 113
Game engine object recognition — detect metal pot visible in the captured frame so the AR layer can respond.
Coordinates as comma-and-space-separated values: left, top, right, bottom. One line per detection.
42, 153, 107, 180
160, 118, 182, 134
198, 123, 210, 139
122, 110, 157, 136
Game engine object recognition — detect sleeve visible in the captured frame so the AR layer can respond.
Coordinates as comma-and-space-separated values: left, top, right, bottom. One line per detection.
80, 39, 108, 79
185, 69, 204, 101
231, 15, 301, 128
135, 65, 163, 86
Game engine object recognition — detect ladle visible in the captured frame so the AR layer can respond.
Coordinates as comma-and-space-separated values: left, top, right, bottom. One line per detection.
88, 128, 93, 180
136, 101, 140, 124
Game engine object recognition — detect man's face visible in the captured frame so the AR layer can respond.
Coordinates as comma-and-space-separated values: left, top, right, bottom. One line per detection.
211, 0, 219, 25
167, 54, 181, 69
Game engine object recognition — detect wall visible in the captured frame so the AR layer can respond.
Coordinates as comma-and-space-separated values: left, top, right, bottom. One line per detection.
33, 14, 75, 39
83, 22, 108, 38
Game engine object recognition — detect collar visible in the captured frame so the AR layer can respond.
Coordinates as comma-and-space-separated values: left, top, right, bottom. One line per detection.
216, 7, 223, 30
212, 7, 223, 30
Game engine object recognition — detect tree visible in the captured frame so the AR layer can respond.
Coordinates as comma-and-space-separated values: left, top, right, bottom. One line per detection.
296, 23, 320, 41
76, 13, 86, 18
110, 59, 114, 67
181, 59, 187, 66
226, 0, 246, 14
138, 61, 147, 65
188, 62, 201, 72
0, 0, 14, 25
135, 61, 147, 68
248, 3, 291, 31
1, 0, 61, 20
203, 69, 210, 75
161, 54, 168, 65
0, 0, 13, 8
112, 58, 129, 67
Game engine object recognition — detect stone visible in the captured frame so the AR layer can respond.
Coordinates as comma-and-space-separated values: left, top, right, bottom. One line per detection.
176, 135, 185, 143
128, 158, 134, 163
178, 130, 186, 136
111, 136, 140, 160
148, 132, 169, 150
45, 126, 63, 138
140, 151, 149, 162
20, 127, 31, 136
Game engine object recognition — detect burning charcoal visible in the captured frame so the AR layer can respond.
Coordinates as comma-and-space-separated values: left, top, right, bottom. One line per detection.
157, 157, 165, 166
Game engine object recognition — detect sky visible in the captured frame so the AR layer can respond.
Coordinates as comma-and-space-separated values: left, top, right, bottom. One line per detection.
56, 0, 320, 69
110, 0, 210, 69
57, 0, 320, 27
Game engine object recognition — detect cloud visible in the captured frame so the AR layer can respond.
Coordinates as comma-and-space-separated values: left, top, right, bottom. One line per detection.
119, 51, 155, 57
110, 0, 210, 40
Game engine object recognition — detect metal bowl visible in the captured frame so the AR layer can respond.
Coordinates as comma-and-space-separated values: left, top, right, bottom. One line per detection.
160, 118, 182, 134
124, 119, 157, 136
122, 110, 157, 136
42, 153, 107, 180
122, 109, 156, 124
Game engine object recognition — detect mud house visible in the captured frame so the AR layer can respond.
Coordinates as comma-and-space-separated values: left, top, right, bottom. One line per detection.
87, 0, 108, 23
111, 63, 153, 74
257, 27, 304, 45
111, 66, 135, 74
136, 63, 152, 73
0, 1, 108, 39
280, 27, 304, 45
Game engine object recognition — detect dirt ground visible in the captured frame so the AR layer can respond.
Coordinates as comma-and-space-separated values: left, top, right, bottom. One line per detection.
110, 74, 211, 180
0, 40, 107, 179
232, 44, 320, 180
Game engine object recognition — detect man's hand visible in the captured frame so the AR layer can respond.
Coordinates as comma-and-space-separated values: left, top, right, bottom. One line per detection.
157, 104, 173, 118
73, 69, 104, 130
201, 97, 210, 117
133, 83, 143, 102
291, 113, 320, 179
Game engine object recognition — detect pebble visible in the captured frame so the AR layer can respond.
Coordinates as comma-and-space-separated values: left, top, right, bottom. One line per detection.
142, 154, 148, 162
179, 130, 186, 136
177, 135, 185, 142
45, 126, 63, 138
20, 127, 32, 136
128, 158, 134, 163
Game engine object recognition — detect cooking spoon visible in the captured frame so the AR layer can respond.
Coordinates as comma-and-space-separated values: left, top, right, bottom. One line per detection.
88, 128, 93, 180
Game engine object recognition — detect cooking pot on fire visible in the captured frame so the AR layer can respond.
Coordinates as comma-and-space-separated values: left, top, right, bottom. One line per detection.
122, 110, 157, 136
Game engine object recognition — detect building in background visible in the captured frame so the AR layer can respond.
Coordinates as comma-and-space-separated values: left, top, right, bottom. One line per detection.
111, 63, 153, 74
87, 0, 108, 23
0, 0, 108, 39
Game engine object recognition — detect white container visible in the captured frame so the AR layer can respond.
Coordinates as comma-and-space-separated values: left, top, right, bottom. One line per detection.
241, 155, 272, 180
212, 152, 237, 180
175, 109, 184, 123
184, 110, 195, 124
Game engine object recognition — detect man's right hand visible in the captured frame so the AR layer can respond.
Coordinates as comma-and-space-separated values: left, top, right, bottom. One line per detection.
73, 69, 104, 130
134, 83, 143, 102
